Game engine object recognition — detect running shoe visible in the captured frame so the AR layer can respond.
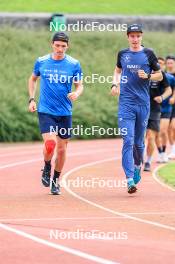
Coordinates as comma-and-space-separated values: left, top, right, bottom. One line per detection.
50, 179, 61, 195
133, 167, 141, 184
157, 153, 164, 163
41, 167, 51, 187
127, 178, 137, 194
162, 152, 169, 163
143, 162, 151, 172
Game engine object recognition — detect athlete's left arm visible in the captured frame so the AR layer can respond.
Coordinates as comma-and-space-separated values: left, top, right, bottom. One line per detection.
138, 49, 163, 81
150, 70, 163, 81
149, 49, 163, 81
150, 50, 163, 81
138, 69, 162, 81
149, 70, 163, 81
67, 80, 84, 101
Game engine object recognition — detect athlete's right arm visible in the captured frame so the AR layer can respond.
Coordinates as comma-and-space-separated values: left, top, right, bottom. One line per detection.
110, 66, 122, 96
28, 74, 39, 112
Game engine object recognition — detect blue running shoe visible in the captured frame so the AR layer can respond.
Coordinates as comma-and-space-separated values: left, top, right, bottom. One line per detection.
41, 167, 51, 187
133, 167, 141, 185
127, 178, 137, 194
50, 179, 61, 195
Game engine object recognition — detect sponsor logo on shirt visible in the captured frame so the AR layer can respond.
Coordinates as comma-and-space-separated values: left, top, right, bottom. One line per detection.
127, 64, 141, 74
123, 55, 131, 63
127, 65, 140, 69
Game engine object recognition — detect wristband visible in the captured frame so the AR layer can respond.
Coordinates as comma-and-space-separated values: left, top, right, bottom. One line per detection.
28, 98, 35, 104
147, 73, 151, 80
161, 95, 164, 102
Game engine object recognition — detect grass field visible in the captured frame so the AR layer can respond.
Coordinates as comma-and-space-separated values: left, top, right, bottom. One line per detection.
0, 28, 175, 141
158, 163, 175, 188
0, 0, 175, 15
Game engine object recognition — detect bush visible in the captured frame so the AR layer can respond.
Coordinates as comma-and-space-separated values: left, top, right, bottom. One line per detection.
0, 28, 175, 141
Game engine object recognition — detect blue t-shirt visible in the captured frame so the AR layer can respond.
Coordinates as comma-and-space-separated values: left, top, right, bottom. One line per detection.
117, 48, 160, 106
161, 72, 175, 113
33, 54, 82, 116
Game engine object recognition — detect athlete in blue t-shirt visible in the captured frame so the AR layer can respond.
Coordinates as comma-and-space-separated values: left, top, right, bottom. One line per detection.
111, 24, 162, 194
28, 32, 83, 195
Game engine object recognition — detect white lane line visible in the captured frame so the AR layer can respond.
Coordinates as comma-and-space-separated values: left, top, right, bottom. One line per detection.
1, 212, 175, 222
152, 164, 175, 192
1, 155, 175, 231
0, 148, 116, 169
0, 223, 118, 264
0, 216, 125, 221
0, 158, 43, 169
0, 148, 174, 261
62, 158, 175, 232
0, 150, 120, 263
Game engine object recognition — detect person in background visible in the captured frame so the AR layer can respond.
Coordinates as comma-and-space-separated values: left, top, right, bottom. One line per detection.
166, 56, 175, 159
144, 57, 172, 171
156, 56, 175, 163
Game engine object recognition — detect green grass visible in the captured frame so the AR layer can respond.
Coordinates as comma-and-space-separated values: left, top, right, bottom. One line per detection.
158, 163, 175, 188
0, 0, 175, 15
0, 28, 175, 141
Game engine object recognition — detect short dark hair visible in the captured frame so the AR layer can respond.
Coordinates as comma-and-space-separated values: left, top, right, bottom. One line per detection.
52, 32, 69, 43
165, 55, 175, 61
157, 57, 165, 62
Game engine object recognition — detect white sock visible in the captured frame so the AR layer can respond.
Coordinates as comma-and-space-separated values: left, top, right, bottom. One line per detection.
146, 156, 152, 164
172, 144, 175, 152
135, 165, 141, 169
127, 178, 133, 183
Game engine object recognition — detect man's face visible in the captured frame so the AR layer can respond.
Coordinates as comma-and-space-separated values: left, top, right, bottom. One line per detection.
158, 59, 165, 71
127, 32, 142, 49
166, 59, 175, 72
52, 40, 68, 58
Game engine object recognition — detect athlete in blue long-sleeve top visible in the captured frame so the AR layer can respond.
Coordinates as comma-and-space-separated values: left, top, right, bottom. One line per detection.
111, 24, 162, 194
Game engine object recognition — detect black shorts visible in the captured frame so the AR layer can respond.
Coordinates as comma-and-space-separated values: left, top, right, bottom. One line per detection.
161, 112, 171, 119
147, 119, 160, 132
170, 105, 175, 120
38, 112, 72, 139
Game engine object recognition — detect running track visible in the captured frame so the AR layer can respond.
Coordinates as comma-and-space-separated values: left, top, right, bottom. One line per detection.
0, 139, 175, 264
